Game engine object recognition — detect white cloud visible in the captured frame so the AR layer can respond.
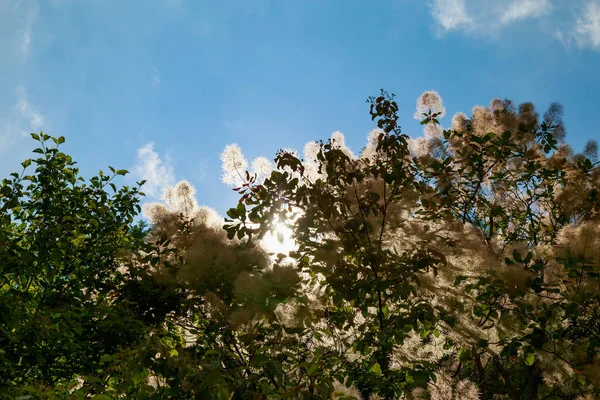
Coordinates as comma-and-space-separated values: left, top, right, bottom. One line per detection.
430, 0, 472, 31
21, 29, 31, 54
553, 1, 600, 50
427, 0, 600, 52
131, 143, 175, 198
15, 86, 44, 131
501, 0, 552, 24
0, 87, 46, 180
19, 2, 38, 56
0, 86, 45, 152
429, 0, 552, 34
0, 0, 39, 58
151, 67, 161, 87
574, 1, 600, 49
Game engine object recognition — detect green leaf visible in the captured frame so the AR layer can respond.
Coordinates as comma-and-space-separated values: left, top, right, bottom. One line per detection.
21, 159, 32, 169
236, 201, 246, 216
369, 362, 382, 376
524, 351, 535, 366
226, 208, 239, 219
513, 249, 523, 263
30, 133, 40, 141
307, 363, 319, 377
100, 354, 115, 363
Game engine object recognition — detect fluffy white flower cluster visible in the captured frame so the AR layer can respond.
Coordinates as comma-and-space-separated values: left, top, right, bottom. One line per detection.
406, 90, 448, 158
220, 143, 273, 186
428, 372, 479, 400
414, 90, 446, 120
360, 129, 385, 163
142, 180, 221, 229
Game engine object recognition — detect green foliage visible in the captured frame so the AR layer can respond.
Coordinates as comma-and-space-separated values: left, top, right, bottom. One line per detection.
223, 91, 600, 399
2, 90, 600, 400
0, 133, 146, 398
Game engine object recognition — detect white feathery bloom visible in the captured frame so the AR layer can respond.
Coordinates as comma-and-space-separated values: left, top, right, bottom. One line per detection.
220, 143, 248, 186
221, 172, 238, 186
142, 202, 170, 223
361, 129, 385, 163
146, 180, 201, 220
429, 372, 479, 400
410, 387, 427, 400
192, 206, 223, 229
576, 395, 596, 400
332, 379, 362, 399
455, 380, 480, 400
330, 130, 355, 158
414, 90, 446, 120
394, 330, 452, 365
424, 124, 443, 140
251, 156, 273, 181
303, 162, 320, 182
330, 131, 346, 147
274, 301, 300, 328
471, 105, 497, 137
490, 98, 504, 112
428, 372, 453, 400
221, 143, 247, 172
303, 141, 323, 181
451, 112, 469, 132
161, 186, 175, 208
173, 180, 198, 216
556, 222, 600, 265
408, 137, 429, 158
303, 141, 321, 162
471, 105, 488, 120
174, 179, 195, 198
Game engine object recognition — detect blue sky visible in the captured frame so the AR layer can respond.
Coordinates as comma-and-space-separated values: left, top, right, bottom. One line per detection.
1, 0, 599, 213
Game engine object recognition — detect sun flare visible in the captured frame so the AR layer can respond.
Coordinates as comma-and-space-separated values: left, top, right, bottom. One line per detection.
261, 222, 297, 256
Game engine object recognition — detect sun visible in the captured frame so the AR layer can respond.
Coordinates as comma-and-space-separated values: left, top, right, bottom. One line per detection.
261, 221, 297, 256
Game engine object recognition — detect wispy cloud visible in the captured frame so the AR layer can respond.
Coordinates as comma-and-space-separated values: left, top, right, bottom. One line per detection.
0, 0, 39, 58
131, 143, 175, 198
428, 0, 600, 52
19, 2, 39, 56
15, 86, 44, 131
430, 0, 472, 31
0, 86, 45, 152
21, 29, 31, 54
429, 0, 552, 34
151, 67, 161, 87
574, 1, 600, 49
501, 0, 552, 24
554, 1, 600, 50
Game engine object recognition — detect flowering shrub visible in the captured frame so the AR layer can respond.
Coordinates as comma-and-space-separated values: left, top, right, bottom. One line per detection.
1, 91, 598, 399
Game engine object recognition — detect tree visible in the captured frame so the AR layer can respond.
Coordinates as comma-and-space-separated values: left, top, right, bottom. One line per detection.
2, 90, 599, 400
224, 90, 600, 399
0, 133, 146, 398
